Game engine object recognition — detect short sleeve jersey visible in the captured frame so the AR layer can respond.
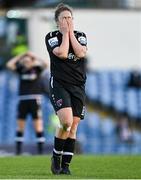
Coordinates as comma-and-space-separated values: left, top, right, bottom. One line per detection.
16, 63, 43, 95
45, 30, 87, 86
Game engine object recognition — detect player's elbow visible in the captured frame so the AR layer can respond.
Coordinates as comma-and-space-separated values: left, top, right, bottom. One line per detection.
75, 46, 87, 58
6, 63, 15, 70
53, 48, 68, 59
56, 52, 68, 59
42, 61, 48, 68
77, 53, 86, 58
59, 54, 68, 59
76, 49, 87, 58
6, 63, 11, 69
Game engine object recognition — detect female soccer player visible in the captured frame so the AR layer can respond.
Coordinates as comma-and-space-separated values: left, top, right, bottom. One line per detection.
45, 3, 87, 175
7, 51, 48, 155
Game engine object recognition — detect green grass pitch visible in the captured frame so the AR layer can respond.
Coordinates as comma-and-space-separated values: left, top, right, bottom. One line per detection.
0, 155, 141, 179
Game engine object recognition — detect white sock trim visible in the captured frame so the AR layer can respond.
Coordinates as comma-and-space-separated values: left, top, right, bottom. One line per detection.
15, 137, 24, 142
36, 137, 45, 142
62, 151, 74, 156
53, 148, 63, 155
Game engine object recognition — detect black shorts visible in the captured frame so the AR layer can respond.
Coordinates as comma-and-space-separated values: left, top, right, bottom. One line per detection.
49, 78, 86, 119
17, 99, 42, 119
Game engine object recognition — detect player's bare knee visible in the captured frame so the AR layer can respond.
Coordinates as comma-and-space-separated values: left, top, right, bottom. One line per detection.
69, 127, 77, 136
60, 121, 72, 132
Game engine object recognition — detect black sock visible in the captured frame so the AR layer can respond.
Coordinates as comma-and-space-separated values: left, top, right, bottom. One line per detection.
36, 132, 45, 154
15, 131, 24, 155
53, 137, 66, 157
62, 138, 75, 168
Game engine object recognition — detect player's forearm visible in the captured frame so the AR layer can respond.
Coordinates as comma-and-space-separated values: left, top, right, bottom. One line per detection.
69, 33, 87, 58
6, 53, 25, 70
40, 59, 48, 68
55, 33, 69, 59
26, 51, 37, 60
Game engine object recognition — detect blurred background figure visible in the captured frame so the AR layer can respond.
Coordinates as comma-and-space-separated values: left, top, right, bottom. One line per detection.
6, 51, 48, 155
116, 116, 133, 143
0, 0, 141, 156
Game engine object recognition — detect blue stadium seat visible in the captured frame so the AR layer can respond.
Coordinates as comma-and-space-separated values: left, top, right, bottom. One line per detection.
85, 112, 101, 138
101, 117, 116, 137
110, 70, 126, 88
138, 90, 141, 119
86, 72, 99, 101
125, 88, 139, 119
99, 87, 112, 107
112, 88, 126, 113
96, 71, 113, 106
98, 71, 111, 86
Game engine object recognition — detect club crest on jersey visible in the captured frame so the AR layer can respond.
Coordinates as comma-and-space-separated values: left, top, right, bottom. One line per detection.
48, 37, 58, 47
56, 99, 63, 107
78, 36, 87, 45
